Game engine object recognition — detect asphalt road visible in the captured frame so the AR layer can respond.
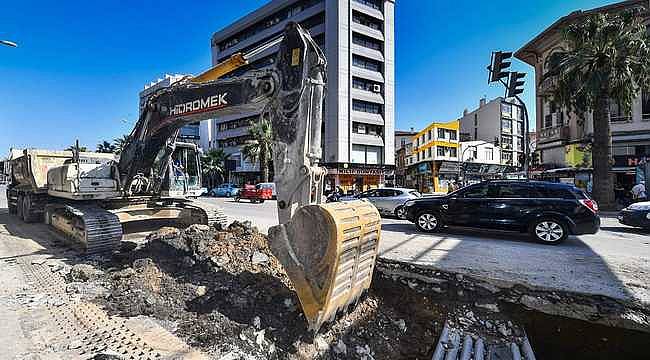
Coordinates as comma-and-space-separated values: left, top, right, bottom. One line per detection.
199, 196, 650, 309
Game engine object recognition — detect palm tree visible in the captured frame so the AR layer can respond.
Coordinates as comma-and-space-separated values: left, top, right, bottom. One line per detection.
113, 134, 131, 154
543, 9, 650, 209
201, 149, 229, 189
96, 140, 116, 153
65, 144, 88, 152
242, 117, 273, 182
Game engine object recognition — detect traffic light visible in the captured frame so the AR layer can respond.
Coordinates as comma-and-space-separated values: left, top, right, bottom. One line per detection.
488, 51, 512, 83
507, 72, 526, 97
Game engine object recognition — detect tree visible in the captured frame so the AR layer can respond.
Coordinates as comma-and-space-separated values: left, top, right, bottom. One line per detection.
113, 134, 131, 155
65, 144, 88, 152
543, 8, 650, 209
242, 117, 273, 182
201, 149, 229, 189
96, 140, 116, 153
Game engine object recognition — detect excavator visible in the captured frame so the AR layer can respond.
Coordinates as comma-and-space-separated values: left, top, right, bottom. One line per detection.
7, 23, 381, 331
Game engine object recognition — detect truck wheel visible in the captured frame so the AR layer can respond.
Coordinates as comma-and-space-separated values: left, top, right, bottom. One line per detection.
22, 194, 41, 223
16, 195, 24, 219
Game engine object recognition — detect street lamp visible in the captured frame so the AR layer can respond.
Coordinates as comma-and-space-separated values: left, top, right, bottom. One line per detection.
0, 40, 17, 47
457, 141, 492, 186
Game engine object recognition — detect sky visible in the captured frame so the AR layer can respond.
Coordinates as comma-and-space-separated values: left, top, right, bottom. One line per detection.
0, 0, 620, 152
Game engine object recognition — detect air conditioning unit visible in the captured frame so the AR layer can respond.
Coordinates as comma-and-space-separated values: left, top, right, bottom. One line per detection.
372, 84, 381, 93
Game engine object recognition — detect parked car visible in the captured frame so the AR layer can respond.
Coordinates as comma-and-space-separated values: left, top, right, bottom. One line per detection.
618, 201, 650, 229
403, 180, 600, 244
257, 182, 276, 199
341, 187, 421, 218
235, 184, 272, 203
209, 183, 240, 197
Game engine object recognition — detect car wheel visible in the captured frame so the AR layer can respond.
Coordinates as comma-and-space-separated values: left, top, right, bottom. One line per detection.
415, 211, 441, 232
226, 192, 231, 197
530, 218, 568, 244
395, 206, 407, 220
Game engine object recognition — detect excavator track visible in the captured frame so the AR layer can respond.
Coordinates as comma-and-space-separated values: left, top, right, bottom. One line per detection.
187, 200, 228, 229
46, 204, 123, 254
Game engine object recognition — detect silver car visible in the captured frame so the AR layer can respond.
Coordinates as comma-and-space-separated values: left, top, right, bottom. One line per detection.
342, 187, 421, 219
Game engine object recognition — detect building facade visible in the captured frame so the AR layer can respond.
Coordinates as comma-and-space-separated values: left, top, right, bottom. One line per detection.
394, 129, 417, 186
202, 0, 395, 188
459, 141, 502, 184
515, 0, 650, 191
408, 120, 460, 193
139, 74, 201, 146
459, 97, 526, 168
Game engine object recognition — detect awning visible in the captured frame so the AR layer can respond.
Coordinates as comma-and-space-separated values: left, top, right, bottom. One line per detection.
438, 161, 460, 174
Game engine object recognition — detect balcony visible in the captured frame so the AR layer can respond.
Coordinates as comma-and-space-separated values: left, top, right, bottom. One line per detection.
539, 125, 570, 144
351, 0, 384, 21
351, 87, 384, 104
351, 43, 384, 62
351, 132, 385, 147
351, 22, 384, 41
538, 75, 559, 95
351, 66, 384, 83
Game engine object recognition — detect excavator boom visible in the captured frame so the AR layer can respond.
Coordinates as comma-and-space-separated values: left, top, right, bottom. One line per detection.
119, 22, 381, 332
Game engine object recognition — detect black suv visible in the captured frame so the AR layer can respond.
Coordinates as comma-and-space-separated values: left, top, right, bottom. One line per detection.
403, 181, 600, 244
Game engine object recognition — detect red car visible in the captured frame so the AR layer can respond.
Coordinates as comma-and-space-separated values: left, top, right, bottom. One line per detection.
234, 184, 273, 203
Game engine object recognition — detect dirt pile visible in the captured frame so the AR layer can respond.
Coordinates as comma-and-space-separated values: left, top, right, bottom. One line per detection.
80, 222, 442, 359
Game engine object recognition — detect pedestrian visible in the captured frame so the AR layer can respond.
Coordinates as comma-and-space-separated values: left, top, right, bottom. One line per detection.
631, 181, 647, 202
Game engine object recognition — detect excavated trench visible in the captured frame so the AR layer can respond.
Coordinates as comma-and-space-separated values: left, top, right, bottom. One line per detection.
66, 223, 649, 359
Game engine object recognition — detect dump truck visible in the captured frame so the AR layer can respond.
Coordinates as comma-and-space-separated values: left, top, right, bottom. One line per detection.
6, 23, 381, 332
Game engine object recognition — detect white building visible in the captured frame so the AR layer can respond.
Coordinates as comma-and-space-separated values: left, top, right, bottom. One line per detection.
139, 74, 201, 146
202, 0, 395, 189
459, 97, 526, 168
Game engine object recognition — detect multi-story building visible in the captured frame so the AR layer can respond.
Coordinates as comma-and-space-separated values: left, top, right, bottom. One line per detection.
139, 74, 201, 146
459, 97, 526, 168
394, 129, 417, 186
459, 141, 502, 184
202, 0, 395, 189
408, 120, 460, 193
515, 0, 650, 190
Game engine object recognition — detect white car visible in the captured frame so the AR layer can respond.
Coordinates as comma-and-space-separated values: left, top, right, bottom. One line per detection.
341, 187, 421, 219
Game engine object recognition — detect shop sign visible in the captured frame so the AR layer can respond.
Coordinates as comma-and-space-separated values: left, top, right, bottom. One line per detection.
417, 162, 430, 173
565, 144, 592, 168
438, 161, 460, 174
614, 156, 649, 168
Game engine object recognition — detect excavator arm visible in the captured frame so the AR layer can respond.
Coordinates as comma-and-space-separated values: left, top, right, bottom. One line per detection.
120, 22, 380, 332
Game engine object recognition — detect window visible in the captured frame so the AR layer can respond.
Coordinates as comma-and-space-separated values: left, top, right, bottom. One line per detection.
352, 77, 380, 92
501, 135, 513, 150
501, 119, 512, 134
474, 114, 478, 126
437, 128, 445, 139
352, 99, 381, 114
437, 146, 445, 157
353, 0, 381, 10
497, 184, 534, 198
501, 103, 513, 118
352, 55, 381, 72
449, 147, 457, 158
352, 144, 383, 164
352, 11, 382, 30
643, 91, 650, 121
352, 33, 382, 51
517, 121, 524, 135
449, 130, 457, 140
538, 186, 577, 200
502, 151, 513, 164
427, 147, 432, 158
609, 98, 631, 122
485, 149, 493, 161
461, 184, 488, 198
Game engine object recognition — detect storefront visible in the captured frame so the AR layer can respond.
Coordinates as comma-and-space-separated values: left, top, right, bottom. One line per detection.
323, 163, 394, 194
435, 161, 459, 193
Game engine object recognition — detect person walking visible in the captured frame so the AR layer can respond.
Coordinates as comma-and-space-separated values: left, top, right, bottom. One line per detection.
631, 181, 647, 202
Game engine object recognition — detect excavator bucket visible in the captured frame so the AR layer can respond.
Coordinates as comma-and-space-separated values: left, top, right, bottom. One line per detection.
268, 200, 381, 332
